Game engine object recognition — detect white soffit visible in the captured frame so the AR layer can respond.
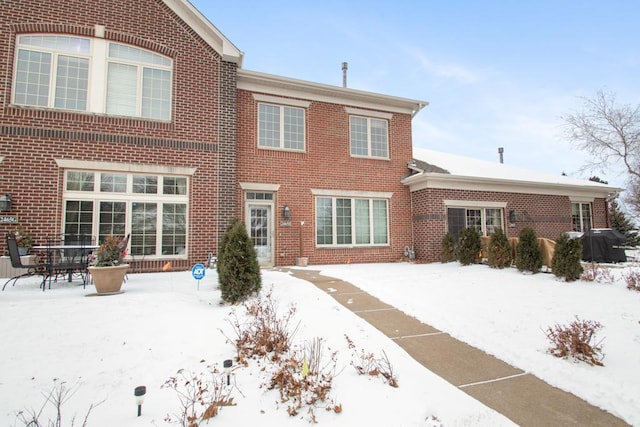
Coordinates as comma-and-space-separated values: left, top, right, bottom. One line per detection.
238, 69, 428, 116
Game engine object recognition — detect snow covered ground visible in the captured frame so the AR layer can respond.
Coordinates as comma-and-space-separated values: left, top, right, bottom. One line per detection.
1, 258, 638, 426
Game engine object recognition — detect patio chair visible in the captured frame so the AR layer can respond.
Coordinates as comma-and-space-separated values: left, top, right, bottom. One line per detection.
2, 233, 46, 291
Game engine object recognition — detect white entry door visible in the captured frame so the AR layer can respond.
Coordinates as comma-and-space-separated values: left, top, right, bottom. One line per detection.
248, 204, 273, 266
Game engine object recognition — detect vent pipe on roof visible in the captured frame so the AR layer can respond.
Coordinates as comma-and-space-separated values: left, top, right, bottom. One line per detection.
342, 62, 348, 88
498, 147, 504, 164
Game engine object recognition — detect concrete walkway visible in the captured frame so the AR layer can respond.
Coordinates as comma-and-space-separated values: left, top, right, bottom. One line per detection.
281, 268, 629, 427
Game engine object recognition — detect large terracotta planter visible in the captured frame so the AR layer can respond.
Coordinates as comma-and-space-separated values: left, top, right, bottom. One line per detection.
88, 264, 129, 295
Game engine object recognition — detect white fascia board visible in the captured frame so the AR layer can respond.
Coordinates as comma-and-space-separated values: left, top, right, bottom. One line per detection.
238, 69, 428, 116
162, 0, 243, 64
402, 173, 622, 199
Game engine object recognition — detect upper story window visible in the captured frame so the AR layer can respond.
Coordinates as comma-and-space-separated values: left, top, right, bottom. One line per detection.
13, 35, 172, 120
349, 116, 389, 159
258, 103, 305, 151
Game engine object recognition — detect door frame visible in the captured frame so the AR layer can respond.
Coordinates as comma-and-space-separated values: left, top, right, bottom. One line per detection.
245, 200, 274, 267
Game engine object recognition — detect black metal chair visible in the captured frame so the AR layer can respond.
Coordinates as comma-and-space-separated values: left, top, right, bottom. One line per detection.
2, 233, 46, 291
42, 234, 93, 288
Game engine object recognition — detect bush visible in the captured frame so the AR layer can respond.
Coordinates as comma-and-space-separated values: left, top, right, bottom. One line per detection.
623, 269, 640, 291
581, 263, 615, 284
439, 232, 457, 263
544, 317, 605, 366
457, 227, 481, 266
551, 233, 583, 281
515, 227, 543, 273
217, 218, 262, 304
487, 228, 512, 268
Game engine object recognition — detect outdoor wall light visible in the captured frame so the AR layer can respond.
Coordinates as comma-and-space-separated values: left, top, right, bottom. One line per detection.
134, 385, 146, 417
282, 204, 291, 218
509, 210, 516, 224
0, 194, 12, 211
223, 359, 233, 386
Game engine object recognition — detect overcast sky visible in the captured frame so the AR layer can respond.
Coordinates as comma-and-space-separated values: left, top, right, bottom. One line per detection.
190, 0, 639, 188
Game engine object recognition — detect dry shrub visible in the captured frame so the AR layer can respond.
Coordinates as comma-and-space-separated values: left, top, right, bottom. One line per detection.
624, 269, 640, 291
580, 263, 615, 284
223, 289, 299, 364
162, 365, 235, 427
14, 380, 103, 427
544, 317, 605, 366
267, 337, 340, 422
345, 335, 398, 387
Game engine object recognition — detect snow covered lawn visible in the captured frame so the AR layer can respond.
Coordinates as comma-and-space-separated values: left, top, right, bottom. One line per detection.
1, 260, 638, 426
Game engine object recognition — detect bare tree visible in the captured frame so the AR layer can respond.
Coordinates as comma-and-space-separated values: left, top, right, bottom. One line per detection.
563, 90, 640, 216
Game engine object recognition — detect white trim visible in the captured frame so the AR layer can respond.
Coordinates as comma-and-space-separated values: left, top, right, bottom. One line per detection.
55, 159, 196, 176
444, 200, 507, 208
238, 69, 428, 116
569, 196, 595, 203
252, 93, 311, 108
403, 173, 617, 199
240, 182, 281, 192
0, 156, 4, 164
161, 0, 243, 64
345, 107, 393, 120
311, 188, 393, 199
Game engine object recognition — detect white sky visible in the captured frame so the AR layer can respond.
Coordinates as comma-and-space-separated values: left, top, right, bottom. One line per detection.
191, 0, 639, 189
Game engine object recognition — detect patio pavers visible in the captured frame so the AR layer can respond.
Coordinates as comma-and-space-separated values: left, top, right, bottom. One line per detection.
282, 267, 630, 427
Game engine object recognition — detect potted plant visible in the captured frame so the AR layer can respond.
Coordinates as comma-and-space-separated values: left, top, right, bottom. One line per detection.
87, 234, 129, 295
14, 225, 33, 256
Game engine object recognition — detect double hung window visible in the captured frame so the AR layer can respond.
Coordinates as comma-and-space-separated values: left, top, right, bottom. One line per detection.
316, 196, 388, 246
63, 170, 188, 257
13, 34, 172, 120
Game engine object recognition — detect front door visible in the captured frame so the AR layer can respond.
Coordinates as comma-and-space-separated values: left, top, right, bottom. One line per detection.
248, 204, 273, 266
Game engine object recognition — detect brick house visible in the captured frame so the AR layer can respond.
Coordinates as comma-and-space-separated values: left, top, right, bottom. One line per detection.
404, 148, 620, 262
0, 0, 242, 272
0, 0, 620, 270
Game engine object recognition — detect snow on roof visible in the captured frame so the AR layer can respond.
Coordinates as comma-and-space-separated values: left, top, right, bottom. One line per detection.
412, 147, 616, 189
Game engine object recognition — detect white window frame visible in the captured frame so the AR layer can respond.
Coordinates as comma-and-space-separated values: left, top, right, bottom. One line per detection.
315, 196, 389, 247
571, 202, 592, 232
12, 34, 173, 120
257, 102, 306, 151
349, 115, 390, 159
444, 200, 506, 237
62, 170, 189, 259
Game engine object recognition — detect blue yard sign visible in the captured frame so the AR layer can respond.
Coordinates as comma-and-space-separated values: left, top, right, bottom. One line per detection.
192, 263, 206, 289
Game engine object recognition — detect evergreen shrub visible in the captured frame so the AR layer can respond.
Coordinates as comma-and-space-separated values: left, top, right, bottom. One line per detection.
217, 218, 262, 303
487, 228, 512, 268
552, 233, 583, 281
457, 227, 481, 266
439, 232, 457, 263
515, 227, 543, 273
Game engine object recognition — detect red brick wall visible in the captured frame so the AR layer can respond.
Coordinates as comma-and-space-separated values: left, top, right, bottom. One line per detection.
0, 0, 230, 271
237, 90, 414, 266
411, 187, 610, 262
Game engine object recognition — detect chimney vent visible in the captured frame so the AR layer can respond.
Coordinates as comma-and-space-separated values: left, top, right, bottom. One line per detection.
342, 62, 348, 88
498, 147, 504, 164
